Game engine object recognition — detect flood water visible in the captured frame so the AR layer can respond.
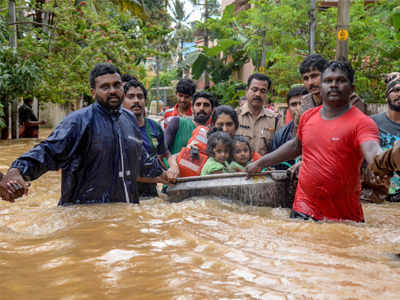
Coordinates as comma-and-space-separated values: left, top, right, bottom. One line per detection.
1, 132, 400, 299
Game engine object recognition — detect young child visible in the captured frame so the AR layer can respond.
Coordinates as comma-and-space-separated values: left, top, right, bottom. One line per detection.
201, 131, 233, 175
230, 135, 253, 172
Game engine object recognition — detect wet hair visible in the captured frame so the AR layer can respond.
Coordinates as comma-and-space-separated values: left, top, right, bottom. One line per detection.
211, 105, 239, 131
124, 79, 147, 100
299, 54, 328, 75
247, 73, 272, 90
384, 72, 400, 85
89, 63, 121, 88
232, 135, 252, 163
286, 85, 308, 104
23, 97, 34, 104
176, 79, 196, 96
206, 131, 233, 160
192, 91, 216, 108
322, 60, 355, 85
386, 79, 400, 97
121, 73, 137, 82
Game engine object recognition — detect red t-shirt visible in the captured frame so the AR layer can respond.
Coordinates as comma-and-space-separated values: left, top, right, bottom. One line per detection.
294, 106, 379, 222
163, 104, 192, 129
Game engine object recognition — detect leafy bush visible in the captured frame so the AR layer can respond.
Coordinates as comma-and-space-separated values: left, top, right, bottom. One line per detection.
209, 80, 246, 107
0, 46, 40, 128
189, 0, 400, 104
149, 68, 179, 88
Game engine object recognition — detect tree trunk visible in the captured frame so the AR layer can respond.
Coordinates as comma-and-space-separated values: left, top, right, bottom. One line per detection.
156, 55, 161, 113
178, 38, 183, 79
8, 0, 18, 139
309, 0, 316, 54
8, 0, 17, 48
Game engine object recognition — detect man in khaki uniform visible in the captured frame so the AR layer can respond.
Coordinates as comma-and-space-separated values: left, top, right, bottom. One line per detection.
236, 73, 281, 155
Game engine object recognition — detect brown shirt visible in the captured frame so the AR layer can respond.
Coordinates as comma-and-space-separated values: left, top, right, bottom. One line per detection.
236, 103, 282, 155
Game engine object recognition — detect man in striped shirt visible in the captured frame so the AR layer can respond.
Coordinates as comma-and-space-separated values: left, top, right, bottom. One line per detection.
163, 79, 196, 129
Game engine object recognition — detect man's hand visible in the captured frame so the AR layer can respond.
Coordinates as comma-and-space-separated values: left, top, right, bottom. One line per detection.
165, 166, 179, 184
245, 161, 263, 178
0, 168, 29, 202
288, 161, 302, 180
365, 167, 391, 190
362, 167, 390, 203
159, 171, 176, 185
369, 141, 400, 178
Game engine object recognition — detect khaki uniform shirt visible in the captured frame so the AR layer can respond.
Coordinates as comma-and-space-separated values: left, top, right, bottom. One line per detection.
236, 103, 282, 155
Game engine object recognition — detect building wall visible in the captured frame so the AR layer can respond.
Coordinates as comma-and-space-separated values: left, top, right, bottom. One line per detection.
221, 0, 235, 11
39, 102, 73, 129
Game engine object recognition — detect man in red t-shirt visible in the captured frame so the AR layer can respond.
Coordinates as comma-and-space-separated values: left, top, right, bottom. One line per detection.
163, 79, 196, 128
247, 61, 383, 222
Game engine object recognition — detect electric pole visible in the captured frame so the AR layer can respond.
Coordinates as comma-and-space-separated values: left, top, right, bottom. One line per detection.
309, 0, 316, 54
336, 0, 350, 61
204, 0, 209, 88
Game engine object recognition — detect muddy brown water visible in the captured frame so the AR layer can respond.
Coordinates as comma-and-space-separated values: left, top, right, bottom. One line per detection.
1, 131, 400, 299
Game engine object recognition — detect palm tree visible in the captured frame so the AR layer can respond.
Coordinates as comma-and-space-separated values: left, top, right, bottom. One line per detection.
188, 0, 220, 86
168, 0, 193, 78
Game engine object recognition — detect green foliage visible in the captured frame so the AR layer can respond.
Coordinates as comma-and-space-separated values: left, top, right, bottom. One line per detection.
0, 46, 40, 127
189, 0, 220, 20
149, 68, 178, 88
0, 46, 40, 101
189, 0, 400, 104
209, 80, 246, 107
346, 1, 400, 102
185, 2, 248, 83
0, 102, 4, 128
168, 0, 194, 78
0, 15, 8, 43
391, 6, 400, 31
190, 52, 208, 79
0, 0, 169, 107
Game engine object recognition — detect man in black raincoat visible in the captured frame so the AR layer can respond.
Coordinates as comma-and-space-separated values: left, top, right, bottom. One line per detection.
0, 63, 169, 205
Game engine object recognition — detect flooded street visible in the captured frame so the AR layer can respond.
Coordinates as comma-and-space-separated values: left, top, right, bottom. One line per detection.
1, 133, 400, 299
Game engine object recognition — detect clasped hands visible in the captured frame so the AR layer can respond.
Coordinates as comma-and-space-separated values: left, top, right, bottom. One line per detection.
0, 168, 30, 202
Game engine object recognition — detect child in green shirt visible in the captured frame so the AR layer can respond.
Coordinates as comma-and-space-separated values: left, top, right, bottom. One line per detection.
201, 131, 233, 175
230, 135, 253, 172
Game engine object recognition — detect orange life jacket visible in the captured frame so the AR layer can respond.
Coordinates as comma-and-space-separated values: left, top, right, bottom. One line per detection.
252, 152, 262, 161
186, 125, 209, 154
177, 147, 208, 177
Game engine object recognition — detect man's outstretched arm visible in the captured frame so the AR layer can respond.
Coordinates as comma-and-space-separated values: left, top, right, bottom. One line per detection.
361, 140, 384, 166
246, 137, 302, 175
366, 140, 400, 177
0, 114, 87, 202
